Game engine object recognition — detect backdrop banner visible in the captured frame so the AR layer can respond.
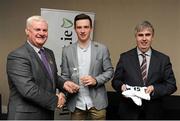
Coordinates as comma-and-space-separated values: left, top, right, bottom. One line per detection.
41, 8, 95, 74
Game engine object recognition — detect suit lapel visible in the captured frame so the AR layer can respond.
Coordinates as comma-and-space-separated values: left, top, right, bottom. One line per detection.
71, 42, 79, 69
25, 42, 54, 87
147, 49, 157, 84
89, 42, 97, 74
25, 42, 46, 75
43, 48, 56, 89
69, 43, 79, 84
131, 49, 143, 82
44, 48, 54, 78
133, 48, 157, 85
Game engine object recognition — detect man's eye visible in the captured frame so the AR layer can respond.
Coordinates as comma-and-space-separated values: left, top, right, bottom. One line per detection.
138, 34, 143, 37
34, 28, 40, 31
43, 29, 47, 32
84, 26, 90, 29
76, 26, 82, 29
145, 33, 151, 36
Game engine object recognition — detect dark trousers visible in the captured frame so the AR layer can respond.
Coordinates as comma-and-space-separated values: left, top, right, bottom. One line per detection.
118, 97, 163, 120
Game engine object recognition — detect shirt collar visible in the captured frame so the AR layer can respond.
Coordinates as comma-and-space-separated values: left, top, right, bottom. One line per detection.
137, 47, 152, 56
27, 40, 42, 53
78, 39, 91, 51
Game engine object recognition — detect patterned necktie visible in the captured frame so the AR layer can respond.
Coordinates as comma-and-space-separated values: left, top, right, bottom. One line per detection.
140, 54, 147, 85
39, 49, 53, 79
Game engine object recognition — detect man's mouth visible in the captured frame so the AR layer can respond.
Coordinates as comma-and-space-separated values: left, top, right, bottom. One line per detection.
141, 42, 147, 46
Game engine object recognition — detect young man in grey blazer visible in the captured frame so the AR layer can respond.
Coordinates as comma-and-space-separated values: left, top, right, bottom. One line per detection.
61, 13, 114, 120
112, 21, 177, 119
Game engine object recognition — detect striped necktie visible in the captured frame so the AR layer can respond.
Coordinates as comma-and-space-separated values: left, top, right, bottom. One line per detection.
140, 54, 147, 85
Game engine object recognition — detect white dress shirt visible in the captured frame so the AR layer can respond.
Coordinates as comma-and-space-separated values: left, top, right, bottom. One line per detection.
137, 47, 152, 79
76, 41, 93, 110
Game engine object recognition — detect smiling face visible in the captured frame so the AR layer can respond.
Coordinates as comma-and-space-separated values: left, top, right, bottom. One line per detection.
75, 19, 92, 43
136, 28, 153, 53
135, 21, 154, 53
25, 17, 48, 48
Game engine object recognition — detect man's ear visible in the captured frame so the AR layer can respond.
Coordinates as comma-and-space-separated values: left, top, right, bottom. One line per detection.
25, 28, 29, 35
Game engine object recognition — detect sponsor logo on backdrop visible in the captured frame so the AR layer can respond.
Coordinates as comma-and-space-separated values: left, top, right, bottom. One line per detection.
41, 8, 95, 74
61, 18, 73, 45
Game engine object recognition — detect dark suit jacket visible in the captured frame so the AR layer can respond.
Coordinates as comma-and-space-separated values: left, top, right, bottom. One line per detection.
6, 41, 65, 120
111, 47, 177, 119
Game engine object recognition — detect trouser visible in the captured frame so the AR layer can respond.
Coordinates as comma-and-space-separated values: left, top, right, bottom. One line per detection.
71, 107, 106, 120
118, 97, 163, 120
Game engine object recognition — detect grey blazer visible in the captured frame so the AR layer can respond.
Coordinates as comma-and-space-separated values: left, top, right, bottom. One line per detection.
6, 42, 65, 120
61, 41, 114, 112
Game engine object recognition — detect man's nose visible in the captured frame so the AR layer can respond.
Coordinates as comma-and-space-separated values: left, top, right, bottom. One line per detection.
142, 35, 146, 40
81, 28, 86, 32
39, 31, 46, 36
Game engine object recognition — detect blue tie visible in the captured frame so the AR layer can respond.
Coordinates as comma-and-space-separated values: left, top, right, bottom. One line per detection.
39, 49, 53, 79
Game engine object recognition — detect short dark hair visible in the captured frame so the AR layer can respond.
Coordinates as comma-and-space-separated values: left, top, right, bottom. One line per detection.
74, 13, 92, 28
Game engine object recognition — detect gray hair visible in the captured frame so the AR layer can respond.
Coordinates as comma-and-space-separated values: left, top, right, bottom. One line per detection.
135, 21, 154, 36
26, 15, 48, 28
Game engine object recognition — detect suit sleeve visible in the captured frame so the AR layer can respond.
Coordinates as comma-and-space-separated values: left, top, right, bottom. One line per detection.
152, 56, 177, 98
7, 51, 58, 111
111, 54, 124, 92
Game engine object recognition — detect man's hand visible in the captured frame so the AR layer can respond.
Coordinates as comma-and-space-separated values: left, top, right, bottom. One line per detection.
80, 75, 97, 86
63, 80, 80, 94
56, 92, 66, 109
145, 85, 154, 94
121, 84, 127, 92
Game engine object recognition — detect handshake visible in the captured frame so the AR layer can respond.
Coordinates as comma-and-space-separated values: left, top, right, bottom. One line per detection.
122, 84, 150, 106
56, 80, 80, 108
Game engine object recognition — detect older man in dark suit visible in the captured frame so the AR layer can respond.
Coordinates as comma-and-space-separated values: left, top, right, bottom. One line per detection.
112, 21, 177, 120
6, 15, 79, 120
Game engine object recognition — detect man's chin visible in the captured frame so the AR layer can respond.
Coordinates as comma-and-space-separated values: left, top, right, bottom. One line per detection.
141, 48, 149, 53
37, 39, 46, 44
